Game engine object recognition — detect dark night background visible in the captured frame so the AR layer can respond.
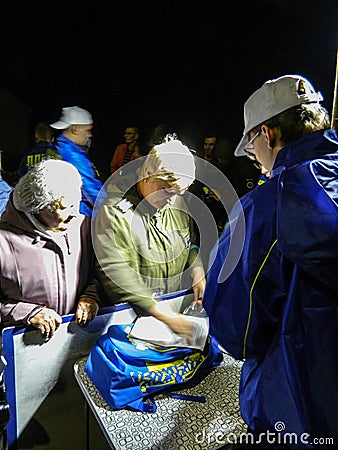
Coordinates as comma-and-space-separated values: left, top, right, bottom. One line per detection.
0, 0, 337, 182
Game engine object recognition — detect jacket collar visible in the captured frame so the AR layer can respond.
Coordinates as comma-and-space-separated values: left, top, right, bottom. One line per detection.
271, 129, 338, 178
1, 194, 54, 239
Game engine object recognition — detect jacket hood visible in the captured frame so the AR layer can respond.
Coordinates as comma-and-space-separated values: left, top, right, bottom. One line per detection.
1, 193, 46, 237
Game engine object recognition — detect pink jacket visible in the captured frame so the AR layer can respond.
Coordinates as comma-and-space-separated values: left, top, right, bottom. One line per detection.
0, 195, 100, 328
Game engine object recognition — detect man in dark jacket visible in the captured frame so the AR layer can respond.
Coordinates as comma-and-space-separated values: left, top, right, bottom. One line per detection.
203, 75, 338, 448
17, 121, 57, 178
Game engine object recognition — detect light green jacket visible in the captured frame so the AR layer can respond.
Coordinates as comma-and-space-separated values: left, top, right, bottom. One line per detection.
93, 178, 202, 312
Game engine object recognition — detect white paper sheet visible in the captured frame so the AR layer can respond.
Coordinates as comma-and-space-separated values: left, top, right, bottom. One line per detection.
128, 315, 209, 351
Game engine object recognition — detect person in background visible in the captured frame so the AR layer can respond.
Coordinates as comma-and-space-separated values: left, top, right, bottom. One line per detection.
0, 159, 100, 340
110, 126, 142, 174
190, 134, 228, 235
203, 74, 338, 447
94, 135, 205, 340
18, 121, 57, 178
201, 136, 221, 166
50, 106, 103, 218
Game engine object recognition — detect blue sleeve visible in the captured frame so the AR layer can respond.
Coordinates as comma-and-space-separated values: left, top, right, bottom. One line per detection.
57, 142, 103, 216
204, 183, 286, 360
277, 160, 338, 291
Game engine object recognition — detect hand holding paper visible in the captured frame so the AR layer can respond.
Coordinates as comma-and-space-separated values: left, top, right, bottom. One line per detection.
128, 314, 209, 351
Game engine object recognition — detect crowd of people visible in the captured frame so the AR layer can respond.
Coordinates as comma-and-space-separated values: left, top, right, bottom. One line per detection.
0, 73, 337, 448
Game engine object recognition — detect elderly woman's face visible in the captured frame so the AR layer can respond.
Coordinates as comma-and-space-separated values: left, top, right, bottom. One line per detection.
36, 192, 81, 232
141, 177, 187, 209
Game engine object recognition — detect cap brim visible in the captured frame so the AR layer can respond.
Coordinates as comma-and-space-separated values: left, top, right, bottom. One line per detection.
50, 120, 70, 129
234, 134, 248, 157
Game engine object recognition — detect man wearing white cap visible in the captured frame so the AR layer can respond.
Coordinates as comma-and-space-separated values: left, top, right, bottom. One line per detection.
51, 106, 103, 218
203, 75, 338, 446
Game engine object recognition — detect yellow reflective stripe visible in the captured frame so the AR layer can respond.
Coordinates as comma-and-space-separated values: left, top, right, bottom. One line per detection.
34, 154, 41, 164
27, 154, 42, 167
243, 239, 278, 359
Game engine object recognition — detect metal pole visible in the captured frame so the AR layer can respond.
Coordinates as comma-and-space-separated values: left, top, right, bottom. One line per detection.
331, 45, 338, 132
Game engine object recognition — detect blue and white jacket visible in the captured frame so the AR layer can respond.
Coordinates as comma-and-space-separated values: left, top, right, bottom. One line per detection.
55, 135, 103, 218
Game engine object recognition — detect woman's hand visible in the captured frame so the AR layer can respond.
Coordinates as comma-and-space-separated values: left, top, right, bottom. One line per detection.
30, 308, 62, 340
149, 302, 195, 341
191, 266, 206, 304
75, 297, 99, 326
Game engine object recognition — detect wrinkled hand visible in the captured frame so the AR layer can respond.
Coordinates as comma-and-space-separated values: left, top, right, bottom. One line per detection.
30, 308, 62, 340
191, 266, 206, 303
75, 297, 99, 326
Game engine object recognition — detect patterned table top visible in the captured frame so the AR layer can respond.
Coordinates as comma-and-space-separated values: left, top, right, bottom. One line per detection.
74, 353, 246, 450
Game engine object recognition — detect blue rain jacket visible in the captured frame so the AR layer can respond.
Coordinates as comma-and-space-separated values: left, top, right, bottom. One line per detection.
0, 176, 12, 217
55, 135, 103, 218
204, 130, 338, 447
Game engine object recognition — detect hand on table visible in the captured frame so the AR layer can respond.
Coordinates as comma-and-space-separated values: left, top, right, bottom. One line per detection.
75, 297, 99, 326
30, 308, 62, 340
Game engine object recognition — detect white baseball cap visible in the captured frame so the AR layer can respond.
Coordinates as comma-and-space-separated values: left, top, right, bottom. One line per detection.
234, 75, 323, 156
50, 106, 93, 129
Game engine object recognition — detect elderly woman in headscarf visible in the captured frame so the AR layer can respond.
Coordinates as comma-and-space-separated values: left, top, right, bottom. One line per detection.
0, 159, 100, 339
93, 135, 206, 340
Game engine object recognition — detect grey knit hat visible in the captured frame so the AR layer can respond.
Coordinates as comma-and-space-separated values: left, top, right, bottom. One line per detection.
13, 159, 82, 214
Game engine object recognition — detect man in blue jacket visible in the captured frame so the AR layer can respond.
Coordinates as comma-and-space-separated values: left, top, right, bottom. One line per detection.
203, 75, 338, 448
50, 106, 103, 218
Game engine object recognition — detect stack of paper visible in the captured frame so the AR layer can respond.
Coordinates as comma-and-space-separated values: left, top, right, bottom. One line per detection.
128, 315, 209, 351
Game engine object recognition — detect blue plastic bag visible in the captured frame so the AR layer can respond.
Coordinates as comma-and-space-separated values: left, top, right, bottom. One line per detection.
85, 323, 223, 412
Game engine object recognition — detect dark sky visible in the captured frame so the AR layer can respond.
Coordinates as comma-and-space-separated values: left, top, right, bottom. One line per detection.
0, 0, 337, 176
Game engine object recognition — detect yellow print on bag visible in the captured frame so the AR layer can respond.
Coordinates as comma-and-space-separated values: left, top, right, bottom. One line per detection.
137, 352, 206, 393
